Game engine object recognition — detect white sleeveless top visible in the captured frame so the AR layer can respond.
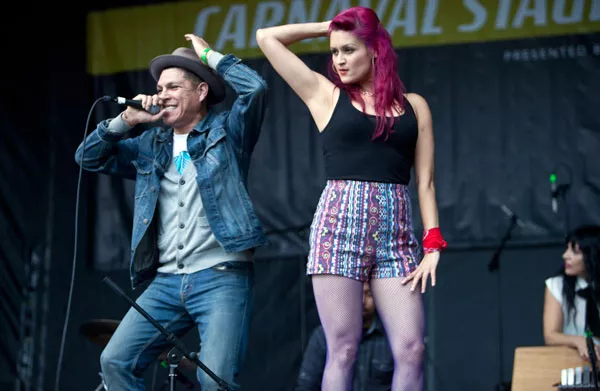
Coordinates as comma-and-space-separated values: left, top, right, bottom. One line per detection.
545, 275, 593, 337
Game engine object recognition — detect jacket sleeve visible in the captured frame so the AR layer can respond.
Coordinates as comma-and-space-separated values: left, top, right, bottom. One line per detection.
216, 54, 267, 158
295, 326, 327, 391
74, 117, 140, 180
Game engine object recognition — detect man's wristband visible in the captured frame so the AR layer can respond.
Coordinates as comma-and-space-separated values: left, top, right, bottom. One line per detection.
201, 48, 212, 64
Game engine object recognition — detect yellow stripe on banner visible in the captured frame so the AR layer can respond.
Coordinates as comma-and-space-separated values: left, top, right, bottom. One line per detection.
87, 3, 200, 75
88, 0, 600, 76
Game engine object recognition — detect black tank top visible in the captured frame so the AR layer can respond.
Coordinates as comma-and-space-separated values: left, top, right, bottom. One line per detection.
319, 91, 418, 185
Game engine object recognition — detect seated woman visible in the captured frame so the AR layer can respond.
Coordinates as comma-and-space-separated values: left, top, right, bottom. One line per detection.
543, 225, 600, 361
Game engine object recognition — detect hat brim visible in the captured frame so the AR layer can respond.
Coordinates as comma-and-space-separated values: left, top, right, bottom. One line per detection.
149, 55, 226, 104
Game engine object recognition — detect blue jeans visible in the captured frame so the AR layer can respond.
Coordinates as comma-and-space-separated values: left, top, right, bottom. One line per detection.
100, 262, 253, 390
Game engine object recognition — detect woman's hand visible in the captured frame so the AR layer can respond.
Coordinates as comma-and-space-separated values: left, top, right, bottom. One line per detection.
574, 337, 589, 360
401, 251, 440, 293
573, 336, 600, 361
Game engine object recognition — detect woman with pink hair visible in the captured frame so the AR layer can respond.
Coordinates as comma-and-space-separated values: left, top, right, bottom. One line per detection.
257, 6, 447, 390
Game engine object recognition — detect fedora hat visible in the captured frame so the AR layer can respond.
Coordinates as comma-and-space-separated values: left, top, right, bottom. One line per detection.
149, 47, 226, 104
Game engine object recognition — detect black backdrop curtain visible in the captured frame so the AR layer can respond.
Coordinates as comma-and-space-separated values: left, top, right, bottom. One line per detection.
1, 1, 599, 388
88, 33, 600, 271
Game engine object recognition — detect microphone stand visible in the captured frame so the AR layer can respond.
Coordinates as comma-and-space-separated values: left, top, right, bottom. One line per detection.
488, 214, 519, 391
167, 347, 182, 391
160, 348, 195, 390
102, 277, 237, 391
585, 327, 600, 391
584, 283, 600, 391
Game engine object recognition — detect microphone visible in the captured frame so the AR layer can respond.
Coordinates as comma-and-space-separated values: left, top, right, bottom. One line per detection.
102, 96, 161, 115
550, 173, 558, 213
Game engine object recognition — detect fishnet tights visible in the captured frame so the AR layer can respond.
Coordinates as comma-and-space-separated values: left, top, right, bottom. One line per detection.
312, 275, 425, 391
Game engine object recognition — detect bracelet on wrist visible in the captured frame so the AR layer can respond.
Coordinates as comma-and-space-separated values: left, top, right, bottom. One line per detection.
201, 48, 212, 64
422, 227, 447, 252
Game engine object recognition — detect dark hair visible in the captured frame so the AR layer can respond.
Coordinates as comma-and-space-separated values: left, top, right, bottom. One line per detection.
560, 225, 600, 321
180, 68, 203, 86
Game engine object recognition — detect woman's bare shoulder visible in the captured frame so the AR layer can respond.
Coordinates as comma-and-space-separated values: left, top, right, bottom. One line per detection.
403, 93, 431, 122
404, 92, 429, 109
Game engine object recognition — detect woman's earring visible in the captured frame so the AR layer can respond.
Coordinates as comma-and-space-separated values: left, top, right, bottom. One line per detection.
372, 56, 375, 70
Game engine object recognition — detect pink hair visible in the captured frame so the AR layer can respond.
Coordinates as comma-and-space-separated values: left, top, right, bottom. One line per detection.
328, 6, 406, 140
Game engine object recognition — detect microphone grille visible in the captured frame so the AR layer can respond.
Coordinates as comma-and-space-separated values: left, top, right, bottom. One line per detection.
148, 105, 161, 115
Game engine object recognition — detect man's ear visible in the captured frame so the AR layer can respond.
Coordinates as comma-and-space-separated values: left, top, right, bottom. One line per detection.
197, 82, 209, 103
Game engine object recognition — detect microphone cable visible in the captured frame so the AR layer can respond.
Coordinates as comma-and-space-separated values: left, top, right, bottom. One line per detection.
54, 96, 106, 391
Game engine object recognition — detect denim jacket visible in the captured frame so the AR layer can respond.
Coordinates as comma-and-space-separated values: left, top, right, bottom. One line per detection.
75, 54, 268, 288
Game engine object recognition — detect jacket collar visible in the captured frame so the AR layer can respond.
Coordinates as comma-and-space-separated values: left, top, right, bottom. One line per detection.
155, 109, 217, 142
193, 110, 217, 134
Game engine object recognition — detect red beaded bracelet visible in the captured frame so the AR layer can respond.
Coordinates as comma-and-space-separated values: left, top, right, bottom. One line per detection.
423, 227, 447, 253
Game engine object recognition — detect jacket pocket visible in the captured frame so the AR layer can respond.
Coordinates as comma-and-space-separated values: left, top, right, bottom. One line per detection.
201, 127, 226, 160
132, 158, 154, 200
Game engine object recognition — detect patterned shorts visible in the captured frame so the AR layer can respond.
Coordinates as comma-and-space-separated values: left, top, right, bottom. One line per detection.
307, 180, 421, 281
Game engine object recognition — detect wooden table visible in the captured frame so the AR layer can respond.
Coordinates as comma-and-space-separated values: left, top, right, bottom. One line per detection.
512, 346, 590, 391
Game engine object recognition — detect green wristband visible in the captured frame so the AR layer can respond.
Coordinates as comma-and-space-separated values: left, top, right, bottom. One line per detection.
201, 48, 212, 64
